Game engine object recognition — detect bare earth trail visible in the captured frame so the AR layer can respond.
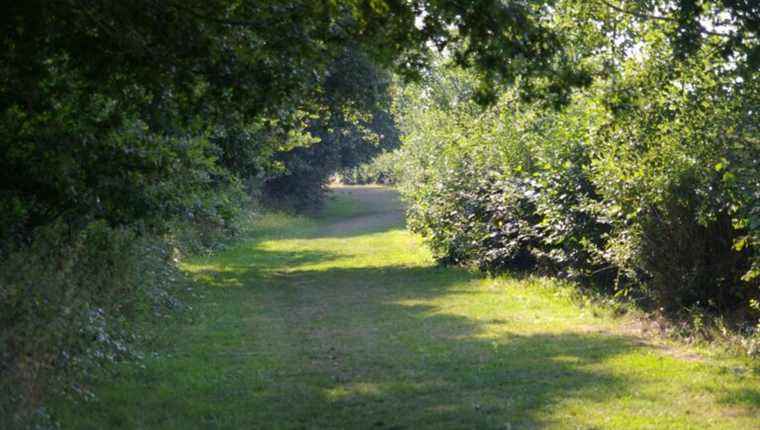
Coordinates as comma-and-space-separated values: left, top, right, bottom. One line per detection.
59, 186, 759, 429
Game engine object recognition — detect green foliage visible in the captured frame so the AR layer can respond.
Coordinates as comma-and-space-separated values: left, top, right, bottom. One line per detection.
0, 221, 185, 427
337, 151, 401, 185
591, 46, 760, 313
395, 1, 759, 337
262, 48, 401, 210
397, 83, 611, 279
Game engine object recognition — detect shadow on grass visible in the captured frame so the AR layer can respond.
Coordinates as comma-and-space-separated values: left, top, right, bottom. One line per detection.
254, 332, 638, 429
63, 270, 760, 428
58, 186, 759, 429
134, 258, 653, 429
81, 294, 643, 428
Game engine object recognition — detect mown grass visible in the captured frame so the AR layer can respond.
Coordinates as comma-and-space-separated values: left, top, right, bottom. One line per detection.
54, 186, 759, 429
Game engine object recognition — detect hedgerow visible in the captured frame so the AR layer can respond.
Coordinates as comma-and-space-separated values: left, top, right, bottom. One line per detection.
395, 43, 759, 347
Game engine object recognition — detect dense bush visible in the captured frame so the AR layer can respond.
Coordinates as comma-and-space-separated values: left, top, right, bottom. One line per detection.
0, 222, 185, 426
400, 102, 612, 279
590, 49, 760, 314
395, 22, 759, 335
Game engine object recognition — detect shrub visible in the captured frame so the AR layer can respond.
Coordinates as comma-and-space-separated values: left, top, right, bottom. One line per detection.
591, 51, 760, 316
527, 100, 611, 281
0, 222, 183, 427
396, 50, 759, 337
405, 161, 541, 270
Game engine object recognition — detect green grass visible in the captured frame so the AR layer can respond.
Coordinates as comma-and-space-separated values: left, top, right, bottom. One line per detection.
55, 186, 759, 429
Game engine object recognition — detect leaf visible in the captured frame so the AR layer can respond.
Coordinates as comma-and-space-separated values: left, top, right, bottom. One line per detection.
733, 235, 748, 251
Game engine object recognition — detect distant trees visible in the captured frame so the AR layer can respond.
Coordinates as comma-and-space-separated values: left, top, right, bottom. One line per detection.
262, 47, 400, 210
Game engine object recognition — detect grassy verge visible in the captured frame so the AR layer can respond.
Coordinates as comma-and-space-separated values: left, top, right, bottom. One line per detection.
53, 186, 759, 429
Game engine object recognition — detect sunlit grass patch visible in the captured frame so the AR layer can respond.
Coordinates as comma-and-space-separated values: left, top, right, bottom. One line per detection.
54, 186, 760, 430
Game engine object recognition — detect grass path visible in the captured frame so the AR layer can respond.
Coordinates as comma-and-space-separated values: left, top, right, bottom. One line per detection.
59, 186, 758, 429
